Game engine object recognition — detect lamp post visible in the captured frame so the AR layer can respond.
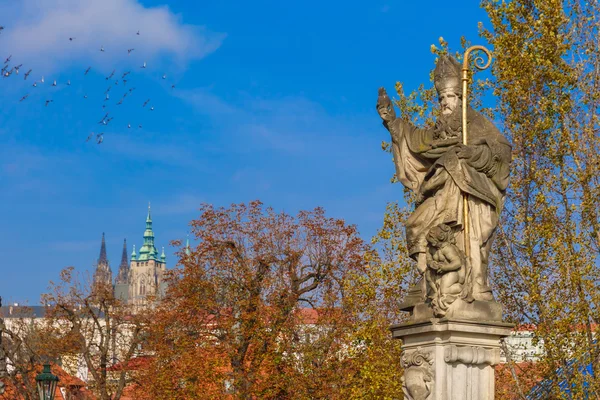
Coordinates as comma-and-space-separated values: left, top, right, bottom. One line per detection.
35, 363, 59, 400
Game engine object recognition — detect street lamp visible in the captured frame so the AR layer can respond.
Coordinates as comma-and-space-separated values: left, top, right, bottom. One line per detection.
35, 363, 59, 400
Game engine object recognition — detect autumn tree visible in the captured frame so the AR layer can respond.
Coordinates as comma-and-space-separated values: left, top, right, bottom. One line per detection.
40, 267, 148, 400
142, 201, 404, 399
480, 0, 600, 397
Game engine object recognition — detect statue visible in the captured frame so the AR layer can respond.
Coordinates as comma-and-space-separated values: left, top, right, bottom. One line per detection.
377, 50, 511, 311
425, 224, 465, 317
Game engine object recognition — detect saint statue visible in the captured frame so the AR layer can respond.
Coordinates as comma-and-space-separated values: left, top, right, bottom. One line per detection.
377, 54, 511, 310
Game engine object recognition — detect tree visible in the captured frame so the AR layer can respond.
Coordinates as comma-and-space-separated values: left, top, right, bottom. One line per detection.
143, 201, 381, 399
480, 0, 600, 397
40, 267, 148, 400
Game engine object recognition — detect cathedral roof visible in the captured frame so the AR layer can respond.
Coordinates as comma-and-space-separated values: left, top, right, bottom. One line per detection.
98, 232, 108, 265
116, 239, 129, 284
136, 204, 164, 263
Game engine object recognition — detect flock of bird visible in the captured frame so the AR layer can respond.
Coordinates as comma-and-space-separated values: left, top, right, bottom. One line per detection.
0, 25, 176, 144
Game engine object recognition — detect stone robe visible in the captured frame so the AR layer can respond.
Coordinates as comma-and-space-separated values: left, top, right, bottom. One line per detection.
386, 108, 511, 298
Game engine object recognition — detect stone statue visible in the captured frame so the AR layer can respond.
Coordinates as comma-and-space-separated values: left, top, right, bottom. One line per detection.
377, 54, 511, 311
425, 224, 465, 317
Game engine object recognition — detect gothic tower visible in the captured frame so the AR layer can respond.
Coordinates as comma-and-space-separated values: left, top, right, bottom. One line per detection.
128, 204, 167, 307
114, 239, 129, 302
93, 233, 113, 291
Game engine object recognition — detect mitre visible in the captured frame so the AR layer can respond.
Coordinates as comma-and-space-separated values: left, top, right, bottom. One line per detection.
434, 55, 462, 94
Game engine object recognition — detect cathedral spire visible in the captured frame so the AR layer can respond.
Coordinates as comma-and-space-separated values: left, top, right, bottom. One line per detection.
116, 239, 129, 285
98, 232, 108, 265
93, 232, 112, 290
138, 203, 158, 261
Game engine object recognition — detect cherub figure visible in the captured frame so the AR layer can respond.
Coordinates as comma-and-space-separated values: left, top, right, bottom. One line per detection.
425, 224, 466, 316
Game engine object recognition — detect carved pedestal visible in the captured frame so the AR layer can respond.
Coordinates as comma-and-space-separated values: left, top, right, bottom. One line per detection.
391, 318, 512, 400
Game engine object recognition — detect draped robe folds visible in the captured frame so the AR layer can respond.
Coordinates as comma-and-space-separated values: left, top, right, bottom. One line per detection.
386, 108, 511, 299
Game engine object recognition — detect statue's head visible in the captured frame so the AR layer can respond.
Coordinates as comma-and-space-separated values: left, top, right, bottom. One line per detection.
426, 223, 454, 247
434, 55, 462, 116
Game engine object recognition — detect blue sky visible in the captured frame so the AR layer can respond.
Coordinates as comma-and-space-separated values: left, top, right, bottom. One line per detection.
0, 0, 488, 303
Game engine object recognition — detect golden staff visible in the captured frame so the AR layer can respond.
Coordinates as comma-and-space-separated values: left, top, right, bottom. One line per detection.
461, 46, 492, 291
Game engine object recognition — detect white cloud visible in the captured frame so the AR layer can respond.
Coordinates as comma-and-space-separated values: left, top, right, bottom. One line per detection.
0, 0, 225, 73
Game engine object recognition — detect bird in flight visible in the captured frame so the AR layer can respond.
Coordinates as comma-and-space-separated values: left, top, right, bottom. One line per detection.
3, 68, 13, 78
138, 124, 142, 128
100, 45, 105, 52
19, 94, 29, 102
86, 132, 94, 142
52, 80, 57, 87
162, 74, 166, 80
171, 84, 175, 89
104, 93, 110, 101
97, 133, 104, 144
14, 64, 22, 74
45, 100, 53, 107
122, 79, 127, 86
104, 86, 111, 95
4, 55, 11, 64
67, 80, 71, 86
140, 61, 147, 69
150, 106, 154, 111
106, 70, 115, 80
0, 27, 4, 34
40, 76, 44, 83
128, 123, 131, 129
122, 71, 130, 79
85, 67, 91, 75
143, 99, 150, 107
98, 113, 109, 124
84, 94, 88, 99
127, 48, 135, 55
32, 82, 37, 87
136, 30, 140, 35
117, 99, 123, 105
24, 69, 32, 80
69, 37, 75, 41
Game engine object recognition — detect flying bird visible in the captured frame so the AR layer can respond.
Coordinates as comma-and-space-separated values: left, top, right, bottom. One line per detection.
67, 80, 71, 86
3, 69, 12, 77
128, 123, 131, 129
129, 87, 136, 93
97, 133, 104, 144
45, 100, 53, 106
0, 27, 4, 34
106, 70, 115, 80
98, 113, 109, 124
69, 37, 75, 41
100, 45, 105, 52
14, 64, 22, 74
86, 132, 94, 142
24, 69, 32, 80
84, 94, 88, 99
19, 94, 29, 102
171, 84, 175, 89
123, 79, 127, 86
104, 93, 110, 101
52, 80, 57, 87
127, 48, 135, 55
150, 106, 154, 111
85, 67, 91, 75
117, 99, 123, 105
136, 30, 140, 35
142, 99, 150, 107
4, 55, 11, 64
138, 124, 142, 128
104, 86, 111, 95
40, 76, 44, 83
122, 71, 130, 79
140, 61, 146, 69
162, 74, 166, 80
32, 82, 37, 87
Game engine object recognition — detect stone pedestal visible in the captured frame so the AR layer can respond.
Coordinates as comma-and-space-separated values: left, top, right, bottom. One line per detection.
391, 318, 512, 400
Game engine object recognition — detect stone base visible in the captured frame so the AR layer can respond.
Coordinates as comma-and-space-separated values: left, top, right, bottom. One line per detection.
411, 299, 503, 323
391, 319, 513, 400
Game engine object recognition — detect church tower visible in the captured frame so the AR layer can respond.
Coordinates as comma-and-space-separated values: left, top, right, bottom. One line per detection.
114, 239, 129, 302
93, 233, 113, 291
128, 204, 167, 307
